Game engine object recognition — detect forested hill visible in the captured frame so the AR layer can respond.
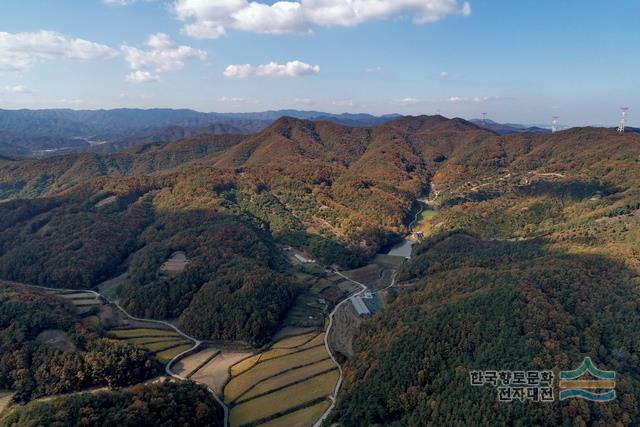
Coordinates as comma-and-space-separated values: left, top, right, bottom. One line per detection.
0, 108, 400, 156
1, 115, 639, 358
332, 126, 640, 425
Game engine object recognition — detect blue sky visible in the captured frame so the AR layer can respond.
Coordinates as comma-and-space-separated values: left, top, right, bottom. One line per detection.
0, 0, 638, 126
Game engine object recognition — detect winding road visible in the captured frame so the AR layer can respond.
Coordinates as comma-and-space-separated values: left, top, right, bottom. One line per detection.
2, 280, 230, 427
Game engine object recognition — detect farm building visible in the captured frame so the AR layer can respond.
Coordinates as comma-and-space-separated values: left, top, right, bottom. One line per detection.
294, 254, 315, 264
350, 296, 371, 316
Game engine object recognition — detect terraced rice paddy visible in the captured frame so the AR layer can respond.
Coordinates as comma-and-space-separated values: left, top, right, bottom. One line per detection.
258, 400, 330, 427
190, 351, 254, 394
155, 344, 193, 363
225, 332, 337, 427
173, 347, 220, 378
107, 328, 193, 363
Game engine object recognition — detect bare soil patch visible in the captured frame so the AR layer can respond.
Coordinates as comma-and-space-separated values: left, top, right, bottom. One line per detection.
191, 350, 253, 395
328, 303, 362, 360
173, 347, 220, 378
160, 251, 189, 273
35, 329, 77, 352
95, 195, 117, 208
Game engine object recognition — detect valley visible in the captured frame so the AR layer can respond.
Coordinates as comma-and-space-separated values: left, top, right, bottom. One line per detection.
1, 115, 639, 426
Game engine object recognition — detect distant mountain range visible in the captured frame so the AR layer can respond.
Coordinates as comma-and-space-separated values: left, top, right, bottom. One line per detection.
0, 108, 401, 156
470, 118, 552, 135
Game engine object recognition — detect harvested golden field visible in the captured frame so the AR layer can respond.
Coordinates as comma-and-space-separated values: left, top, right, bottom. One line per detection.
258, 400, 330, 427
0, 391, 13, 415
155, 344, 193, 363
225, 345, 328, 403
257, 347, 298, 362
143, 340, 190, 352
225, 332, 337, 427
108, 328, 180, 339
299, 333, 325, 349
230, 354, 260, 377
272, 332, 317, 349
172, 347, 220, 378
192, 351, 254, 394
229, 370, 339, 426
238, 358, 336, 402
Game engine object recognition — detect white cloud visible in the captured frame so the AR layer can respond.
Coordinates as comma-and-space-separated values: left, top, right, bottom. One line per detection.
0, 85, 31, 94
122, 33, 207, 83
223, 60, 320, 78
293, 97, 314, 105
126, 70, 160, 83
332, 99, 355, 107
103, 0, 157, 5
0, 30, 117, 71
173, 0, 471, 39
55, 98, 85, 106
366, 66, 383, 73
219, 96, 248, 103
395, 97, 420, 106
103, 0, 136, 4
448, 95, 501, 103
440, 70, 449, 78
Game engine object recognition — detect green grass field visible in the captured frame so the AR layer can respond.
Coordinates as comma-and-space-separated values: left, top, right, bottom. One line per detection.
373, 254, 406, 268
420, 209, 437, 220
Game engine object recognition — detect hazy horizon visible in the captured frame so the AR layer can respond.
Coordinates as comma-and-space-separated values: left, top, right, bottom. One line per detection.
1, 1, 638, 127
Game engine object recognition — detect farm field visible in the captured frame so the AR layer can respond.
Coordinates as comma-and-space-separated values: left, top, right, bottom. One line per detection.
258, 400, 331, 427
172, 347, 220, 378
229, 370, 338, 426
328, 302, 362, 360
191, 351, 254, 394
108, 328, 180, 339
373, 254, 405, 268
156, 344, 193, 363
0, 391, 13, 415
224, 345, 329, 402
342, 263, 393, 291
224, 332, 338, 427
107, 328, 193, 363
160, 251, 189, 273
238, 358, 336, 402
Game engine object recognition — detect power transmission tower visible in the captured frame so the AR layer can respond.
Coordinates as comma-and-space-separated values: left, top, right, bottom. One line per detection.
618, 107, 629, 133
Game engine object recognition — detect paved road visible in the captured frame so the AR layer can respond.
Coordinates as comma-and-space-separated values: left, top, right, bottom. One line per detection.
2, 280, 230, 427
313, 270, 370, 427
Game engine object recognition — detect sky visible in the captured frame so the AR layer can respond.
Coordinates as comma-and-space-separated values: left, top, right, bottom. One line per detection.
0, 0, 639, 127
